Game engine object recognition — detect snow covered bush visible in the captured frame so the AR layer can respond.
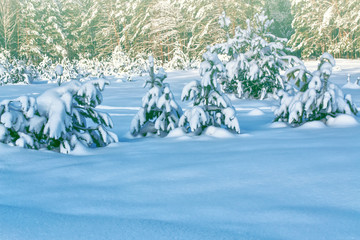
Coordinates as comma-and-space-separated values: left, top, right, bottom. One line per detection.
128, 53, 151, 76
37, 56, 57, 82
274, 53, 357, 126
165, 42, 190, 70
131, 56, 182, 137
0, 50, 36, 85
180, 51, 240, 135
213, 12, 300, 99
112, 46, 132, 74
0, 79, 118, 153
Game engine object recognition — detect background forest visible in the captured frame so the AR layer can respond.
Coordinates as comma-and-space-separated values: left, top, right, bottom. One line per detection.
0, 0, 359, 65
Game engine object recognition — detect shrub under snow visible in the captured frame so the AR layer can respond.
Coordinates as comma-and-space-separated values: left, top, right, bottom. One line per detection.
0, 50, 36, 85
0, 79, 118, 153
180, 51, 240, 135
130, 56, 183, 137
274, 52, 357, 126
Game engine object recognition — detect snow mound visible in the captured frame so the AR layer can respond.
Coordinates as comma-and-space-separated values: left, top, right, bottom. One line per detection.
327, 114, 359, 127
269, 122, 288, 128
342, 82, 360, 89
247, 108, 265, 116
167, 128, 187, 138
203, 126, 235, 138
69, 142, 93, 156
299, 121, 326, 129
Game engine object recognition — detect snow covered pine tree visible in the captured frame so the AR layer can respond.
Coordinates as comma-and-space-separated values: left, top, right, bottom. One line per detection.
274, 53, 357, 125
180, 51, 240, 135
0, 51, 35, 85
0, 79, 118, 153
213, 11, 299, 99
131, 56, 183, 137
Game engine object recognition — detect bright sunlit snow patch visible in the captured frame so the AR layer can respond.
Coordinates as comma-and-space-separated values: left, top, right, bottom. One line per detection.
247, 108, 265, 116
269, 122, 288, 128
167, 128, 187, 138
326, 114, 359, 128
299, 121, 326, 129
203, 126, 235, 138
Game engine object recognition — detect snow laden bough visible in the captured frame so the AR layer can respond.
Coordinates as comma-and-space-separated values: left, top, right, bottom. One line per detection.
0, 79, 118, 154
180, 51, 240, 135
274, 53, 357, 126
130, 56, 183, 137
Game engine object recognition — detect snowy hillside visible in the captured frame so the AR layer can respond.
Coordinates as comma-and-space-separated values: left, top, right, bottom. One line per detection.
1, 60, 360, 239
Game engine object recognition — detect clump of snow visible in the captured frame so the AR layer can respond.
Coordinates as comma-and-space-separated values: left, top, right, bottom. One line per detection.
167, 128, 187, 138
327, 114, 359, 128
203, 126, 235, 138
299, 121, 326, 129
343, 74, 360, 89
269, 122, 288, 128
248, 108, 265, 116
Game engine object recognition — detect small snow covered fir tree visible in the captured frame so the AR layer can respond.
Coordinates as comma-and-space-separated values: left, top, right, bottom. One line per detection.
180, 51, 240, 135
112, 45, 131, 74
0, 79, 118, 153
274, 53, 357, 125
165, 42, 190, 70
0, 51, 35, 85
213, 12, 300, 99
131, 56, 182, 137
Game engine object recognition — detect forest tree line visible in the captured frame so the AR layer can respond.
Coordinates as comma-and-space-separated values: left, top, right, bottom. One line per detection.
0, 0, 359, 64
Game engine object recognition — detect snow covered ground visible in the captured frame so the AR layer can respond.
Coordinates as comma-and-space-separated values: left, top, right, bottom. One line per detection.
1, 60, 360, 239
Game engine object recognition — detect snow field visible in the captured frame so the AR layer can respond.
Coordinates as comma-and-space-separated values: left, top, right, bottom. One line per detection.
1, 61, 360, 239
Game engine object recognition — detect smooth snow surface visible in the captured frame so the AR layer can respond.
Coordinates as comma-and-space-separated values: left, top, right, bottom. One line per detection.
1, 61, 360, 240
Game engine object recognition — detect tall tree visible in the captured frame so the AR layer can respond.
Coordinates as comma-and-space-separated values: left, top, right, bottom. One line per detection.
0, 0, 18, 54
264, 0, 293, 39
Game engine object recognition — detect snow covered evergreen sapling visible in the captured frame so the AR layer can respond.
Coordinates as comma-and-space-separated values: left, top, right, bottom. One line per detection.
213, 12, 299, 99
0, 50, 36, 85
131, 56, 182, 137
165, 42, 190, 70
0, 79, 118, 153
180, 51, 240, 135
274, 53, 357, 125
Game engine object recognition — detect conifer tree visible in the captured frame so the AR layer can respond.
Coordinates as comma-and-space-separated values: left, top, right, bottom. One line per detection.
180, 51, 240, 135
0, 79, 117, 153
214, 12, 299, 99
274, 53, 357, 125
131, 56, 182, 137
